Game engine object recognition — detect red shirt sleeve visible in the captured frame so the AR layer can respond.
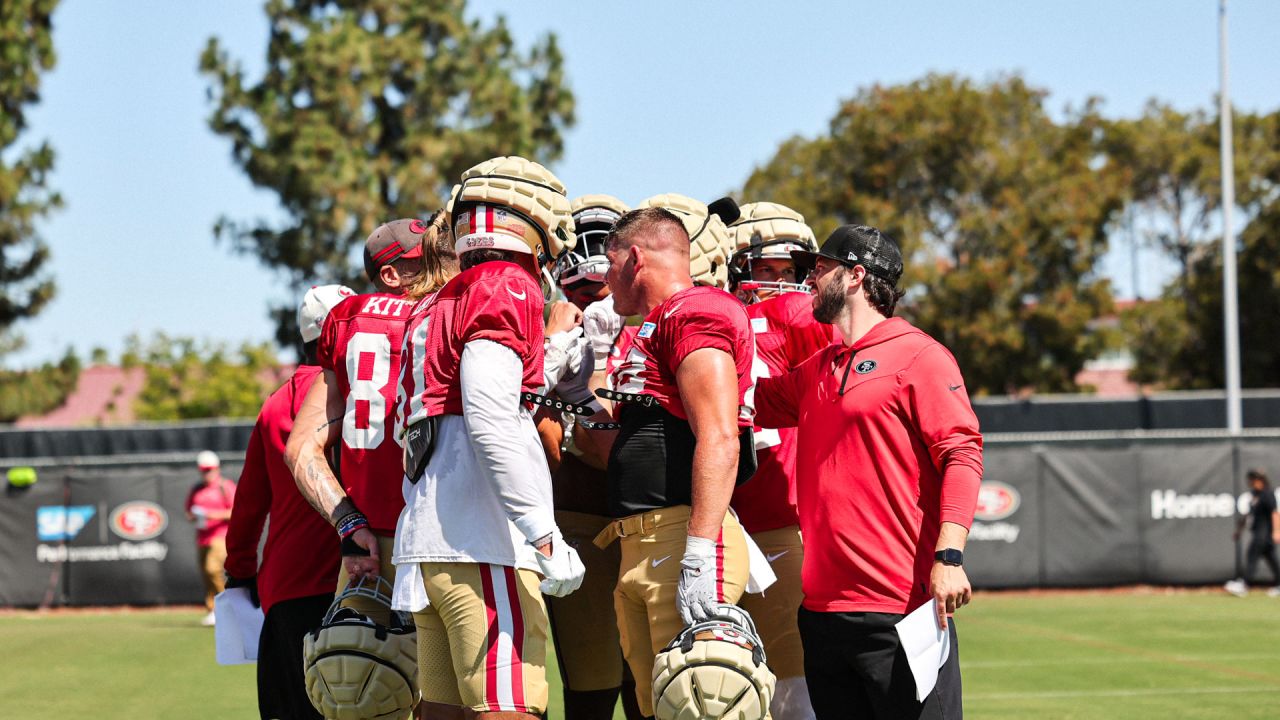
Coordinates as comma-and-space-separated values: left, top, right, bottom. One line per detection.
753, 347, 826, 429
224, 422, 268, 579
783, 296, 836, 367
902, 344, 984, 528
667, 293, 749, 370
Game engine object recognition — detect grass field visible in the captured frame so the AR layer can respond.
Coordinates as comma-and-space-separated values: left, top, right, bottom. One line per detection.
1, 588, 1277, 719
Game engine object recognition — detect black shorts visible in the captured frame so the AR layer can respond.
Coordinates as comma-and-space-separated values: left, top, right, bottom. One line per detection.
258, 593, 333, 720
798, 607, 963, 720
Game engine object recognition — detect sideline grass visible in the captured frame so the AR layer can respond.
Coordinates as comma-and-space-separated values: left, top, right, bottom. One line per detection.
1, 589, 1277, 719
962, 589, 1280, 719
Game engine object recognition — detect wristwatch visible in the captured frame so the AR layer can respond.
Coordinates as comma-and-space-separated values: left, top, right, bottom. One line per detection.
934, 548, 964, 567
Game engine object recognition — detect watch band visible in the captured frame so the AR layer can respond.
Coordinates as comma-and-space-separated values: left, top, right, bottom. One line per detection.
934, 548, 964, 566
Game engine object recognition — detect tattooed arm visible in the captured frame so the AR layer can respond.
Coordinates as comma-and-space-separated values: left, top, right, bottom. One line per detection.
285, 369, 381, 579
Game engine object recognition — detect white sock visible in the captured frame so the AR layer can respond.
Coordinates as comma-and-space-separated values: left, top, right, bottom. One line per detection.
771, 676, 816, 720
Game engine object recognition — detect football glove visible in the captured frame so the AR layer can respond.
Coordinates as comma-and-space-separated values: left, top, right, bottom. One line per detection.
677, 536, 719, 625
534, 529, 586, 598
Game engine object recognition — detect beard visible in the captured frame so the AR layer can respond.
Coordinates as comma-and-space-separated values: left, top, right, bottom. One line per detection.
812, 268, 847, 324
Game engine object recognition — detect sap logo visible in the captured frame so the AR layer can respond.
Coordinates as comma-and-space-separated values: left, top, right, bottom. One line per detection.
36, 506, 96, 541
109, 502, 168, 541
1150, 490, 1235, 520
974, 481, 1021, 522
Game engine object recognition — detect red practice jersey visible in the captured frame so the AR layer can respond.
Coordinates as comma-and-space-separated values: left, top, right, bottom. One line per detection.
318, 292, 414, 534
608, 285, 755, 426
225, 365, 341, 613
398, 261, 545, 428
732, 292, 837, 533
605, 325, 640, 384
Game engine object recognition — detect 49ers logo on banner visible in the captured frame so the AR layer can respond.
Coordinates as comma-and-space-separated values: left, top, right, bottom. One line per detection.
974, 481, 1020, 522
109, 501, 168, 541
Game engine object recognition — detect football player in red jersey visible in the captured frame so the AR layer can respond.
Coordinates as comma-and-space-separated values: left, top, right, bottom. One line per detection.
287, 215, 453, 626
393, 157, 585, 720
726, 202, 835, 720
531, 194, 646, 720
225, 283, 352, 720
595, 200, 758, 719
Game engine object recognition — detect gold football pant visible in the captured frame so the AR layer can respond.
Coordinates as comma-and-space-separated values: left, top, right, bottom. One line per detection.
739, 524, 806, 679
198, 537, 227, 612
598, 505, 749, 718
411, 562, 550, 714
546, 511, 625, 692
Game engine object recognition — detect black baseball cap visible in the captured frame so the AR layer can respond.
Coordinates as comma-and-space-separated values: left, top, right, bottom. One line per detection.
791, 224, 903, 284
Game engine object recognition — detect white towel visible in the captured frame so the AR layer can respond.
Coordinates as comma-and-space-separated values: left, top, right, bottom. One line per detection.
392, 561, 429, 612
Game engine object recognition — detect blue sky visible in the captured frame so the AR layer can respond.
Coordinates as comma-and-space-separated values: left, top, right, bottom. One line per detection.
7, 0, 1280, 367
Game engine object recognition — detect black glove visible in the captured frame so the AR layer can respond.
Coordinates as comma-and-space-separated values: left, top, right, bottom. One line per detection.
225, 574, 260, 608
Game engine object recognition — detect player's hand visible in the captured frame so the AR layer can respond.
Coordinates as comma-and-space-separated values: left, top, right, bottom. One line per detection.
554, 337, 595, 405
930, 562, 972, 630
342, 527, 381, 581
546, 301, 584, 335
534, 530, 585, 597
225, 574, 260, 608
677, 536, 720, 626
543, 326, 586, 389
582, 298, 624, 365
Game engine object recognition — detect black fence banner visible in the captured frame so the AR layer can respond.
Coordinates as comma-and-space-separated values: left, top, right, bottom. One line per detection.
1, 459, 243, 607
4, 427, 1280, 606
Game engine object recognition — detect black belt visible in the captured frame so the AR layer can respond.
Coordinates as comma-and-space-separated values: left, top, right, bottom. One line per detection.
595, 388, 656, 407
580, 418, 621, 430
521, 391, 596, 417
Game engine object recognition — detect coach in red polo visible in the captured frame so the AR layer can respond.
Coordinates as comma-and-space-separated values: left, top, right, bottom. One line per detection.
752, 224, 983, 720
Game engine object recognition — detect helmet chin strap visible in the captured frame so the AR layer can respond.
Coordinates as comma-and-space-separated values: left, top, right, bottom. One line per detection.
540, 264, 559, 303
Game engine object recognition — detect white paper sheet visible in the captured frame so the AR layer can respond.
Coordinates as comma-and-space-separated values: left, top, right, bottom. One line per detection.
894, 599, 952, 702
214, 587, 264, 665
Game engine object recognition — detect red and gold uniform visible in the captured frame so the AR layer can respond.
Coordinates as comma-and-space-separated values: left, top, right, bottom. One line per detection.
393, 260, 554, 714
600, 285, 756, 717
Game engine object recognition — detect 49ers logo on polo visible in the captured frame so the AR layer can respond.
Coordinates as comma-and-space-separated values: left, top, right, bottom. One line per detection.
974, 481, 1020, 521
109, 502, 169, 541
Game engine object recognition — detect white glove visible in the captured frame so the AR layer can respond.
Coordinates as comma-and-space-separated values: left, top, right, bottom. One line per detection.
542, 327, 585, 390
554, 337, 596, 405
676, 536, 719, 625
534, 530, 586, 598
582, 296, 624, 367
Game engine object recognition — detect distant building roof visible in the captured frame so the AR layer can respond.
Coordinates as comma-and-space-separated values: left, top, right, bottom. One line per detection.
16, 365, 145, 428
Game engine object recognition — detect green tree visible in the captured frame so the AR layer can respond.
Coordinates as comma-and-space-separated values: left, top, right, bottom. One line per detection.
200, 0, 574, 350
0, 347, 79, 422
1109, 104, 1280, 389
127, 333, 281, 420
0, 0, 60, 355
743, 74, 1126, 394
